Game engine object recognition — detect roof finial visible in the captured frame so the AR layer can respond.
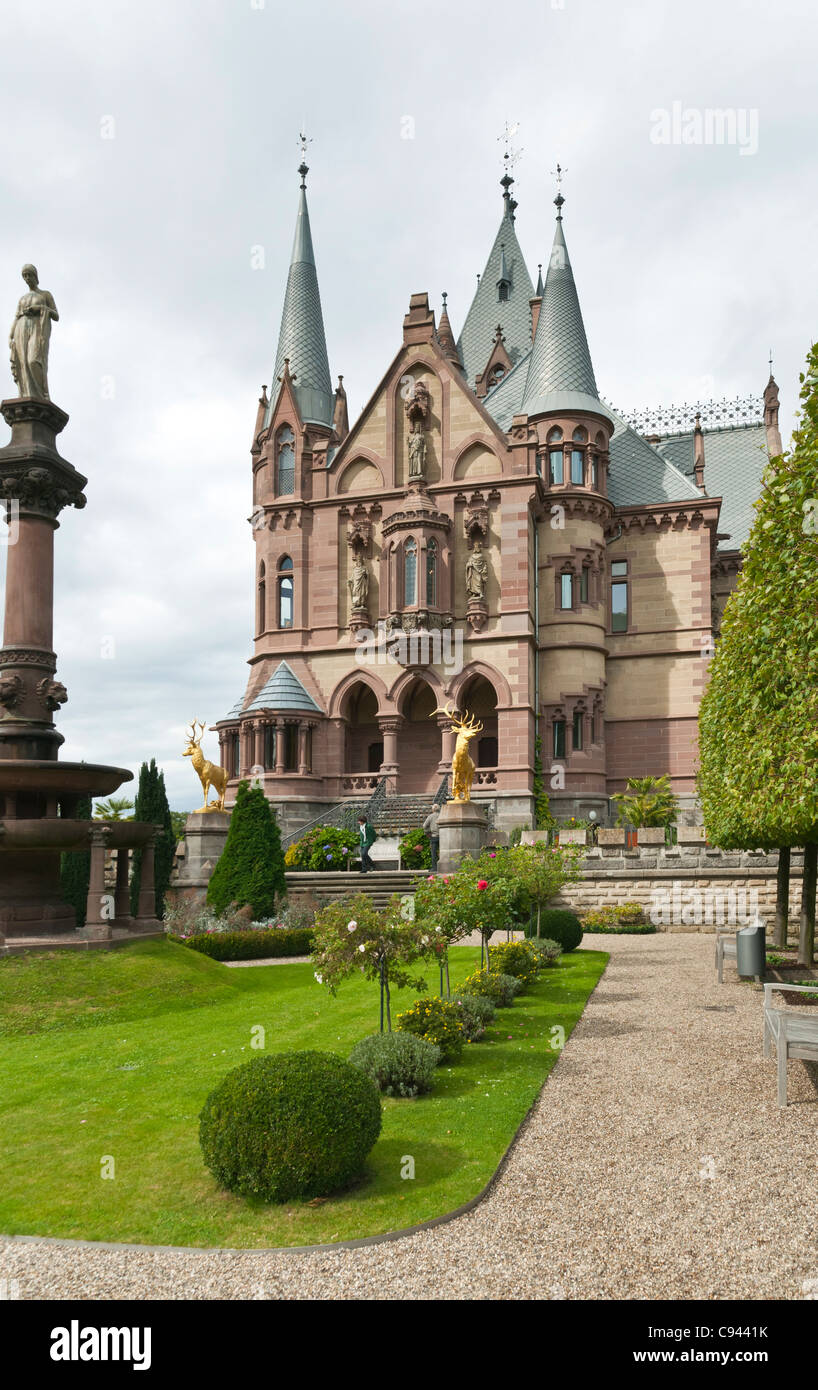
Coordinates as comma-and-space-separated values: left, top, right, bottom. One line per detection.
442, 290, 448, 308
551, 161, 566, 219
498, 121, 522, 218
297, 128, 312, 188
768, 347, 774, 378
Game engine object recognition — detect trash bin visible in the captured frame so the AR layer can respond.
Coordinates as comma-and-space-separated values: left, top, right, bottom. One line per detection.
736, 922, 766, 978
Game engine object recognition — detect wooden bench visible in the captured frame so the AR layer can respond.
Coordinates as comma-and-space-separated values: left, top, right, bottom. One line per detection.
714, 929, 737, 984
763, 983, 818, 1107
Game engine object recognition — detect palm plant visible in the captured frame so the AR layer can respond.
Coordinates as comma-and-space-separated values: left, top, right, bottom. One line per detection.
93, 796, 134, 821
612, 776, 678, 829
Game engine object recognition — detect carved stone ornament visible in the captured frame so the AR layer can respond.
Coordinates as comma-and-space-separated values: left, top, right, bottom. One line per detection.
464, 499, 489, 541
0, 465, 86, 518
404, 379, 430, 432
347, 517, 372, 552
0, 673, 23, 710
36, 676, 68, 711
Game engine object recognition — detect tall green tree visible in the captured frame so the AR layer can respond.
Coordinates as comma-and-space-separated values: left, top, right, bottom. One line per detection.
60, 795, 92, 929
129, 759, 176, 919
698, 343, 818, 964
207, 780, 285, 919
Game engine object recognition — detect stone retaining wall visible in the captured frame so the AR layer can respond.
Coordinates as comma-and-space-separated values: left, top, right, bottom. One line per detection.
551, 846, 803, 932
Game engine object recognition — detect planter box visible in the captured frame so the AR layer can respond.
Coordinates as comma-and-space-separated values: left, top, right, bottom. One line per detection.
637, 828, 666, 845
558, 828, 588, 845
597, 828, 628, 847
678, 826, 706, 844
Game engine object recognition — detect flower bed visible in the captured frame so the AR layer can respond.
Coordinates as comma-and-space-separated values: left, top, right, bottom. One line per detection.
176, 927, 314, 961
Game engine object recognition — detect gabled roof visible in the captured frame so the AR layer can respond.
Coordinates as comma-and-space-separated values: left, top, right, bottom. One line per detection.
654, 422, 769, 548
456, 193, 535, 388
245, 660, 323, 714
520, 204, 603, 420
268, 169, 335, 429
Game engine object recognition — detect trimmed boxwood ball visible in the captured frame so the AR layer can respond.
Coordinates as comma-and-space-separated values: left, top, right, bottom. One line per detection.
199, 1051, 382, 1203
529, 908, 583, 952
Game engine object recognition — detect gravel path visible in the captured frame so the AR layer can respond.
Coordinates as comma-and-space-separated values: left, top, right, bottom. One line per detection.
3, 933, 817, 1300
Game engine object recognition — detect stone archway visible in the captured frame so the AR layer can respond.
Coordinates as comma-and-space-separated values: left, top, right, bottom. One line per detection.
453, 673, 499, 782
395, 676, 441, 795
343, 681, 382, 780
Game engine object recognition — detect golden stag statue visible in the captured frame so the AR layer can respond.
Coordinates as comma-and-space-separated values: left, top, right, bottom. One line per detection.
183, 719, 229, 813
432, 702, 483, 802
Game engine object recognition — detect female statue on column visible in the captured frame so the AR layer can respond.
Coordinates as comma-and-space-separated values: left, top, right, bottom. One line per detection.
9, 264, 59, 400
348, 554, 369, 611
465, 539, 489, 600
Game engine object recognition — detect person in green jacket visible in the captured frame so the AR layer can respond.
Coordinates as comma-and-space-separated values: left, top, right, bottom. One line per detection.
357, 815, 376, 873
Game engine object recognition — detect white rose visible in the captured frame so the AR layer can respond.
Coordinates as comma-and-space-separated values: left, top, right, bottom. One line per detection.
314, 972, 323, 984
347, 921, 357, 932
358, 943, 366, 952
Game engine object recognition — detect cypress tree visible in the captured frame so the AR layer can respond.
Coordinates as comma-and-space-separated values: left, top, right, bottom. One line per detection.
206, 780, 286, 918
60, 795, 92, 929
698, 343, 818, 964
129, 759, 176, 919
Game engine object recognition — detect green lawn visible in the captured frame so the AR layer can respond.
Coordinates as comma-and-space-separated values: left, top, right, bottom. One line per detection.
0, 938, 607, 1248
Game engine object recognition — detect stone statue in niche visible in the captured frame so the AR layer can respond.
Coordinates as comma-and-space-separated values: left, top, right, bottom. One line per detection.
465, 540, 489, 600
348, 554, 369, 611
9, 265, 59, 400
404, 379, 430, 481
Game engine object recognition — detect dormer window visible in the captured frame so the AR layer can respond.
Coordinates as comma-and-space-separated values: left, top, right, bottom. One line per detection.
498, 281, 509, 302
486, 365, 506, 389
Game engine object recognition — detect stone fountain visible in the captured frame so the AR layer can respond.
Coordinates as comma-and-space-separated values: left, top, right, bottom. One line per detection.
0, 265, 161, 952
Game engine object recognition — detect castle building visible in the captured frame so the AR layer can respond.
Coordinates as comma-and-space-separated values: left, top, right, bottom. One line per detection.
215, 157, 781, 836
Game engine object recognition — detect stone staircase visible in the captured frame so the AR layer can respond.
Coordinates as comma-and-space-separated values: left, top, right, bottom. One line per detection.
285, 869, 426, 909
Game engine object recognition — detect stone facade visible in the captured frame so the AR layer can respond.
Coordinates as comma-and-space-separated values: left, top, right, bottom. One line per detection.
217, 163, 780, 838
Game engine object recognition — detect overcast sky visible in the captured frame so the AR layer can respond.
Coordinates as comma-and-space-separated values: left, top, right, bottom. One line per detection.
1, 0, 816, 809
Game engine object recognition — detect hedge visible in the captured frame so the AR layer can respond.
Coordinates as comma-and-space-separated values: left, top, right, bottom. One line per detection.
175, 927, 314, 961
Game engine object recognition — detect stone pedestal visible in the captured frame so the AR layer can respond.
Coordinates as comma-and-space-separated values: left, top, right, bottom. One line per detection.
166, 810, 231, 907
466, 597, 488, 633
437, 799, 488, 873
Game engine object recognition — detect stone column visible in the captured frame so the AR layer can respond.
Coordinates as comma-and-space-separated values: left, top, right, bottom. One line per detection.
298, 720, 312, 776
82, 824, 112, 939
437, 800, 488, 874
114, 845, 132, 927
378, 716, 403, 790
274, 719, 286, 775
135, 829, 158, 926
253, 721, 265, 770
436, 712, 456, 778
239, 721, 253, 777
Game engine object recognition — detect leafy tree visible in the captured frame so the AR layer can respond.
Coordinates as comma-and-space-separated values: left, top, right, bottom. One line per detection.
612, 776, 678, 829
499, 842, 583, 938
206, 780, 285, 918
129, 760, 176, 919
60, 795, 92, 929
169, 810, 189, 844
312, 893, 428, 1032
698, 343, 818, 964
93, 796, 133, 821
414, 857, 517, 974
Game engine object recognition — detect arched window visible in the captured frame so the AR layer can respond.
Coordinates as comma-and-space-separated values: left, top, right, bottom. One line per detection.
278, 555, 294, 628
547, 426, 563, 443
486, 365, 506, 390
426, 537, 438, 606
276, 426, 295, 495
404, 537, 417, 607
572, 426, 587, 443
257, 562, 266, 634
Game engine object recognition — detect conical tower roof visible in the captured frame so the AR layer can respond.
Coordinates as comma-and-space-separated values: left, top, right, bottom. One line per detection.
270, 162, 334, 428
521, 195, 608, 421
456, 176, 534, 389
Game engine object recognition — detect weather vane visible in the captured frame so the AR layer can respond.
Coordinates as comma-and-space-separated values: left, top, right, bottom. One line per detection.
298, 129, 313, 161
550, 161, 566, 189
498, 121, 523, 172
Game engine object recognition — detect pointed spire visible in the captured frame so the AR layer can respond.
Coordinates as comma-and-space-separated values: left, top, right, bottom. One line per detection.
271, 152, 334, 428
520, 191, 606, 420
535, 263, 544, 296
763, 356, 783, 457
436, 292, 463, 370
693, 413, 706, 491
457, 172, 534, 387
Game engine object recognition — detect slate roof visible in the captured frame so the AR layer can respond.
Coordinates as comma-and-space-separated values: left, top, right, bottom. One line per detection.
246, 660, 323, 713
521, 214, 600, 414
456, 199, 535, 388
606, 407, 702, 508
268, 180, 335, 429
654, 422, 769, 548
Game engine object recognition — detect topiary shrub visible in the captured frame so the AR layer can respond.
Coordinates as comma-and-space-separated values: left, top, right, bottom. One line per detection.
199, 1051, 381, 1203
348, 1032, 439, 1097
450, 991, 495, 1041
528, 908, 583, 952
528, 937, 562, 968
459, 969, 522, 1008
207, 781, 285, 918
582, 902, 655, 934
487, 940, 540, 987
395, 996, 464, 1062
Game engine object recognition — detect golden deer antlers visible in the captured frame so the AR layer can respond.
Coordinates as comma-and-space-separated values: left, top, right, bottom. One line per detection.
432, 701, 483, 736
184, 719, 206, 747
